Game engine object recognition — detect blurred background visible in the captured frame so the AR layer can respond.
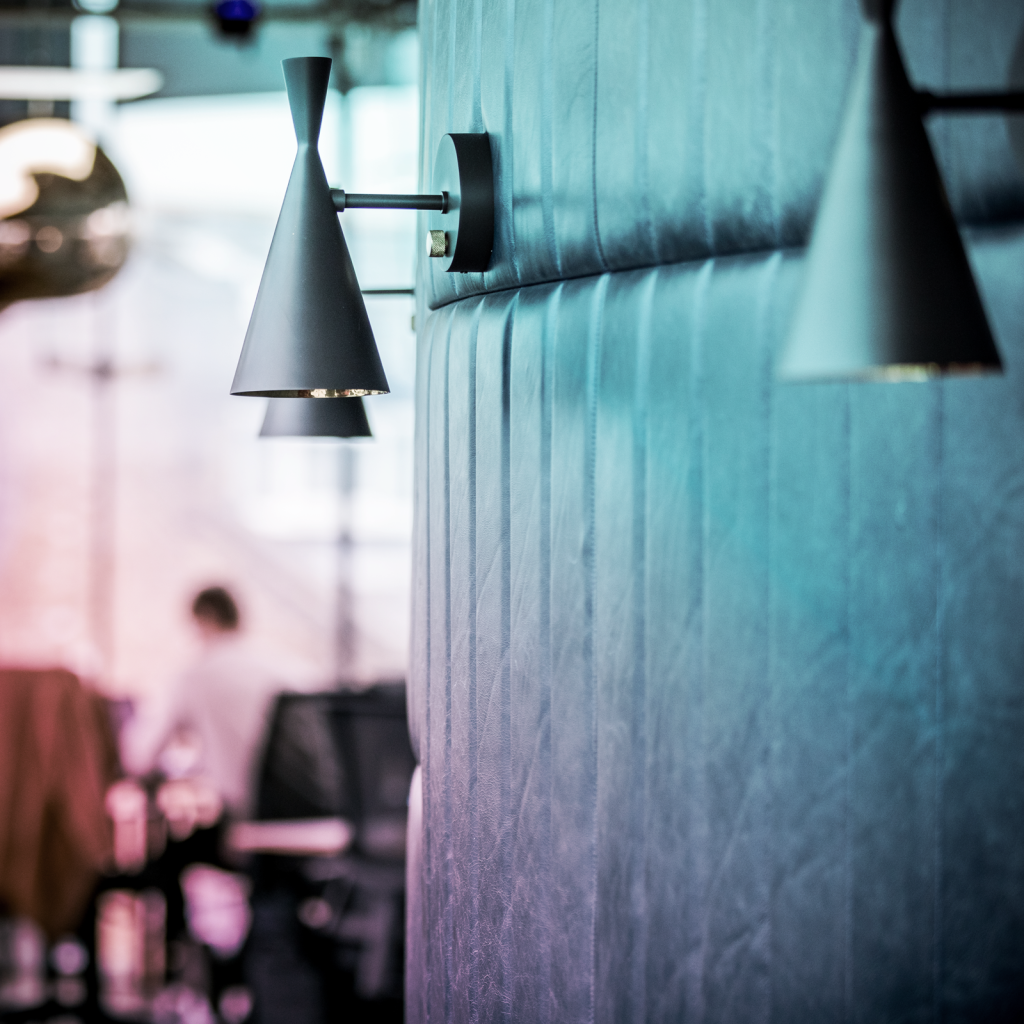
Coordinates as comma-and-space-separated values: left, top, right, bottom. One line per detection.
0, 1, 420, 1021
0, 0, 419, 692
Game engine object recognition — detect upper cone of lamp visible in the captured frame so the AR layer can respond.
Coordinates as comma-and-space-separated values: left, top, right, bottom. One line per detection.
231, 56, 389, 397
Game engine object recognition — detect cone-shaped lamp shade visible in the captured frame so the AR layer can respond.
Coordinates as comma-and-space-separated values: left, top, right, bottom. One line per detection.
778, 13, 1002, 380
231, 57, 389, 397
259, 396, 372, 438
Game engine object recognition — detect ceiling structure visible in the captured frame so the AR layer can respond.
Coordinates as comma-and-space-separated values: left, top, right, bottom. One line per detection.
0, 0, 417, 118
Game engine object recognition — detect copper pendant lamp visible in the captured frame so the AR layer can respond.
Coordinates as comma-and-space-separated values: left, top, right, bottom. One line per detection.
0, 119, 132, 309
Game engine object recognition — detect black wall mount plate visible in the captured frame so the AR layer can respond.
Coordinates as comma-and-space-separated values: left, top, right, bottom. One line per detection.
429, 133, 494, 273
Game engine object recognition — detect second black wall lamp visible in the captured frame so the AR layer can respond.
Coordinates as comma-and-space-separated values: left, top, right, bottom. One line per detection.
779, 0, 1024, 381
231, 56, 493, 400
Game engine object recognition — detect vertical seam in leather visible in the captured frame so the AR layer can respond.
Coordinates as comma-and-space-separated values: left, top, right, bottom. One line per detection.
632, 270, 655, 1022
418, 0, 430, 195
693, 260, 712, 1024
447, 0, 462, 304
842, 381, 852, 1024
939, 0, 955, 218
423, 309, 435, 1024
757, 0, 780, 247
590, 0, 608, 270
539, 285, 559, 1024
447, 0, 456, 137
417, 2, 426, 227
695, 0, 712, 253
442, 310, 454, 1024
425, 0, 442, 309
472, 0, 483, 129
585, 275, 607, 1024
540, 0, 561, 275
410, 315, 422, 769
635, 0, 656, 263
759, 253, 781, 1024
503, 0, 520, 281
500, 294, 517, 1022
467, 298, 482, 1024
932, 383, 945, 1024
933, 40, 950, 1024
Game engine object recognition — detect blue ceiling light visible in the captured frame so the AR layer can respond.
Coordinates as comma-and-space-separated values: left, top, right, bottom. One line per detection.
213, 0, 260, 39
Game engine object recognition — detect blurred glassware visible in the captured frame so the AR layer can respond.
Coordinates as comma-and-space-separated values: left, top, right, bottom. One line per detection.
296, 897, 332, 930
156, 778, 223, 843
225, 817, 354, 857
51, 936, 90, 977
0, 118, 131, 310
96, 891, 139, 1011
151, 981, 217, 1024
106, 778, 148, 874
51, 935, 90, 1008
217, 984, 254, 1024
97, 888, 166, 1017
156, 726, 204, 780
0, 917, 46, 1011
140, 889, 168, 999
54, 974, 89, 1007
179, 865, 252, 960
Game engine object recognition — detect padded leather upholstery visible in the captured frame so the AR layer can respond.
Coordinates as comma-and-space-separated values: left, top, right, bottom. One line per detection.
407, 1, 1024, 1021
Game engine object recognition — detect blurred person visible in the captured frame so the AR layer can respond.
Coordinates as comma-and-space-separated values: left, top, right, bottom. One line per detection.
122, 586, 313, 820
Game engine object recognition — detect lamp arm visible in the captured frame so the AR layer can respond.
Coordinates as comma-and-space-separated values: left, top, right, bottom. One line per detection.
331, 190, 448, 212
326, 133, 493, 274
917, 89, 1024, 114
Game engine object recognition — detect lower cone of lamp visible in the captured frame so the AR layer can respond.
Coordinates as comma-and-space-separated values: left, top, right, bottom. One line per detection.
260, 397, 372, 438
778, 19, 1002, 381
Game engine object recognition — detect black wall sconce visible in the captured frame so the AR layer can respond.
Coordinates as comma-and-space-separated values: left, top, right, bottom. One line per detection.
778, 0, 1024, 381
231, 56, 493, 400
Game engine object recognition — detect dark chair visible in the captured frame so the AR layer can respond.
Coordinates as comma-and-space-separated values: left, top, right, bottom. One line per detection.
247, 684, 414, 1024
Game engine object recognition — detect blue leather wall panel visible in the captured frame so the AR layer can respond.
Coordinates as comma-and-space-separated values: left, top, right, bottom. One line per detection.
409, 236, 1024, 1022
408, 1, 1024, 1020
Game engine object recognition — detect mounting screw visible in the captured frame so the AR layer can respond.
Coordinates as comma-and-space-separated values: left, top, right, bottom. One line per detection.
426, 230, 448, 258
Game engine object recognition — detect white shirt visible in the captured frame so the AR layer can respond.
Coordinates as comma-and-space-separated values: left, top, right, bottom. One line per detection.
123, 632, 320, 816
